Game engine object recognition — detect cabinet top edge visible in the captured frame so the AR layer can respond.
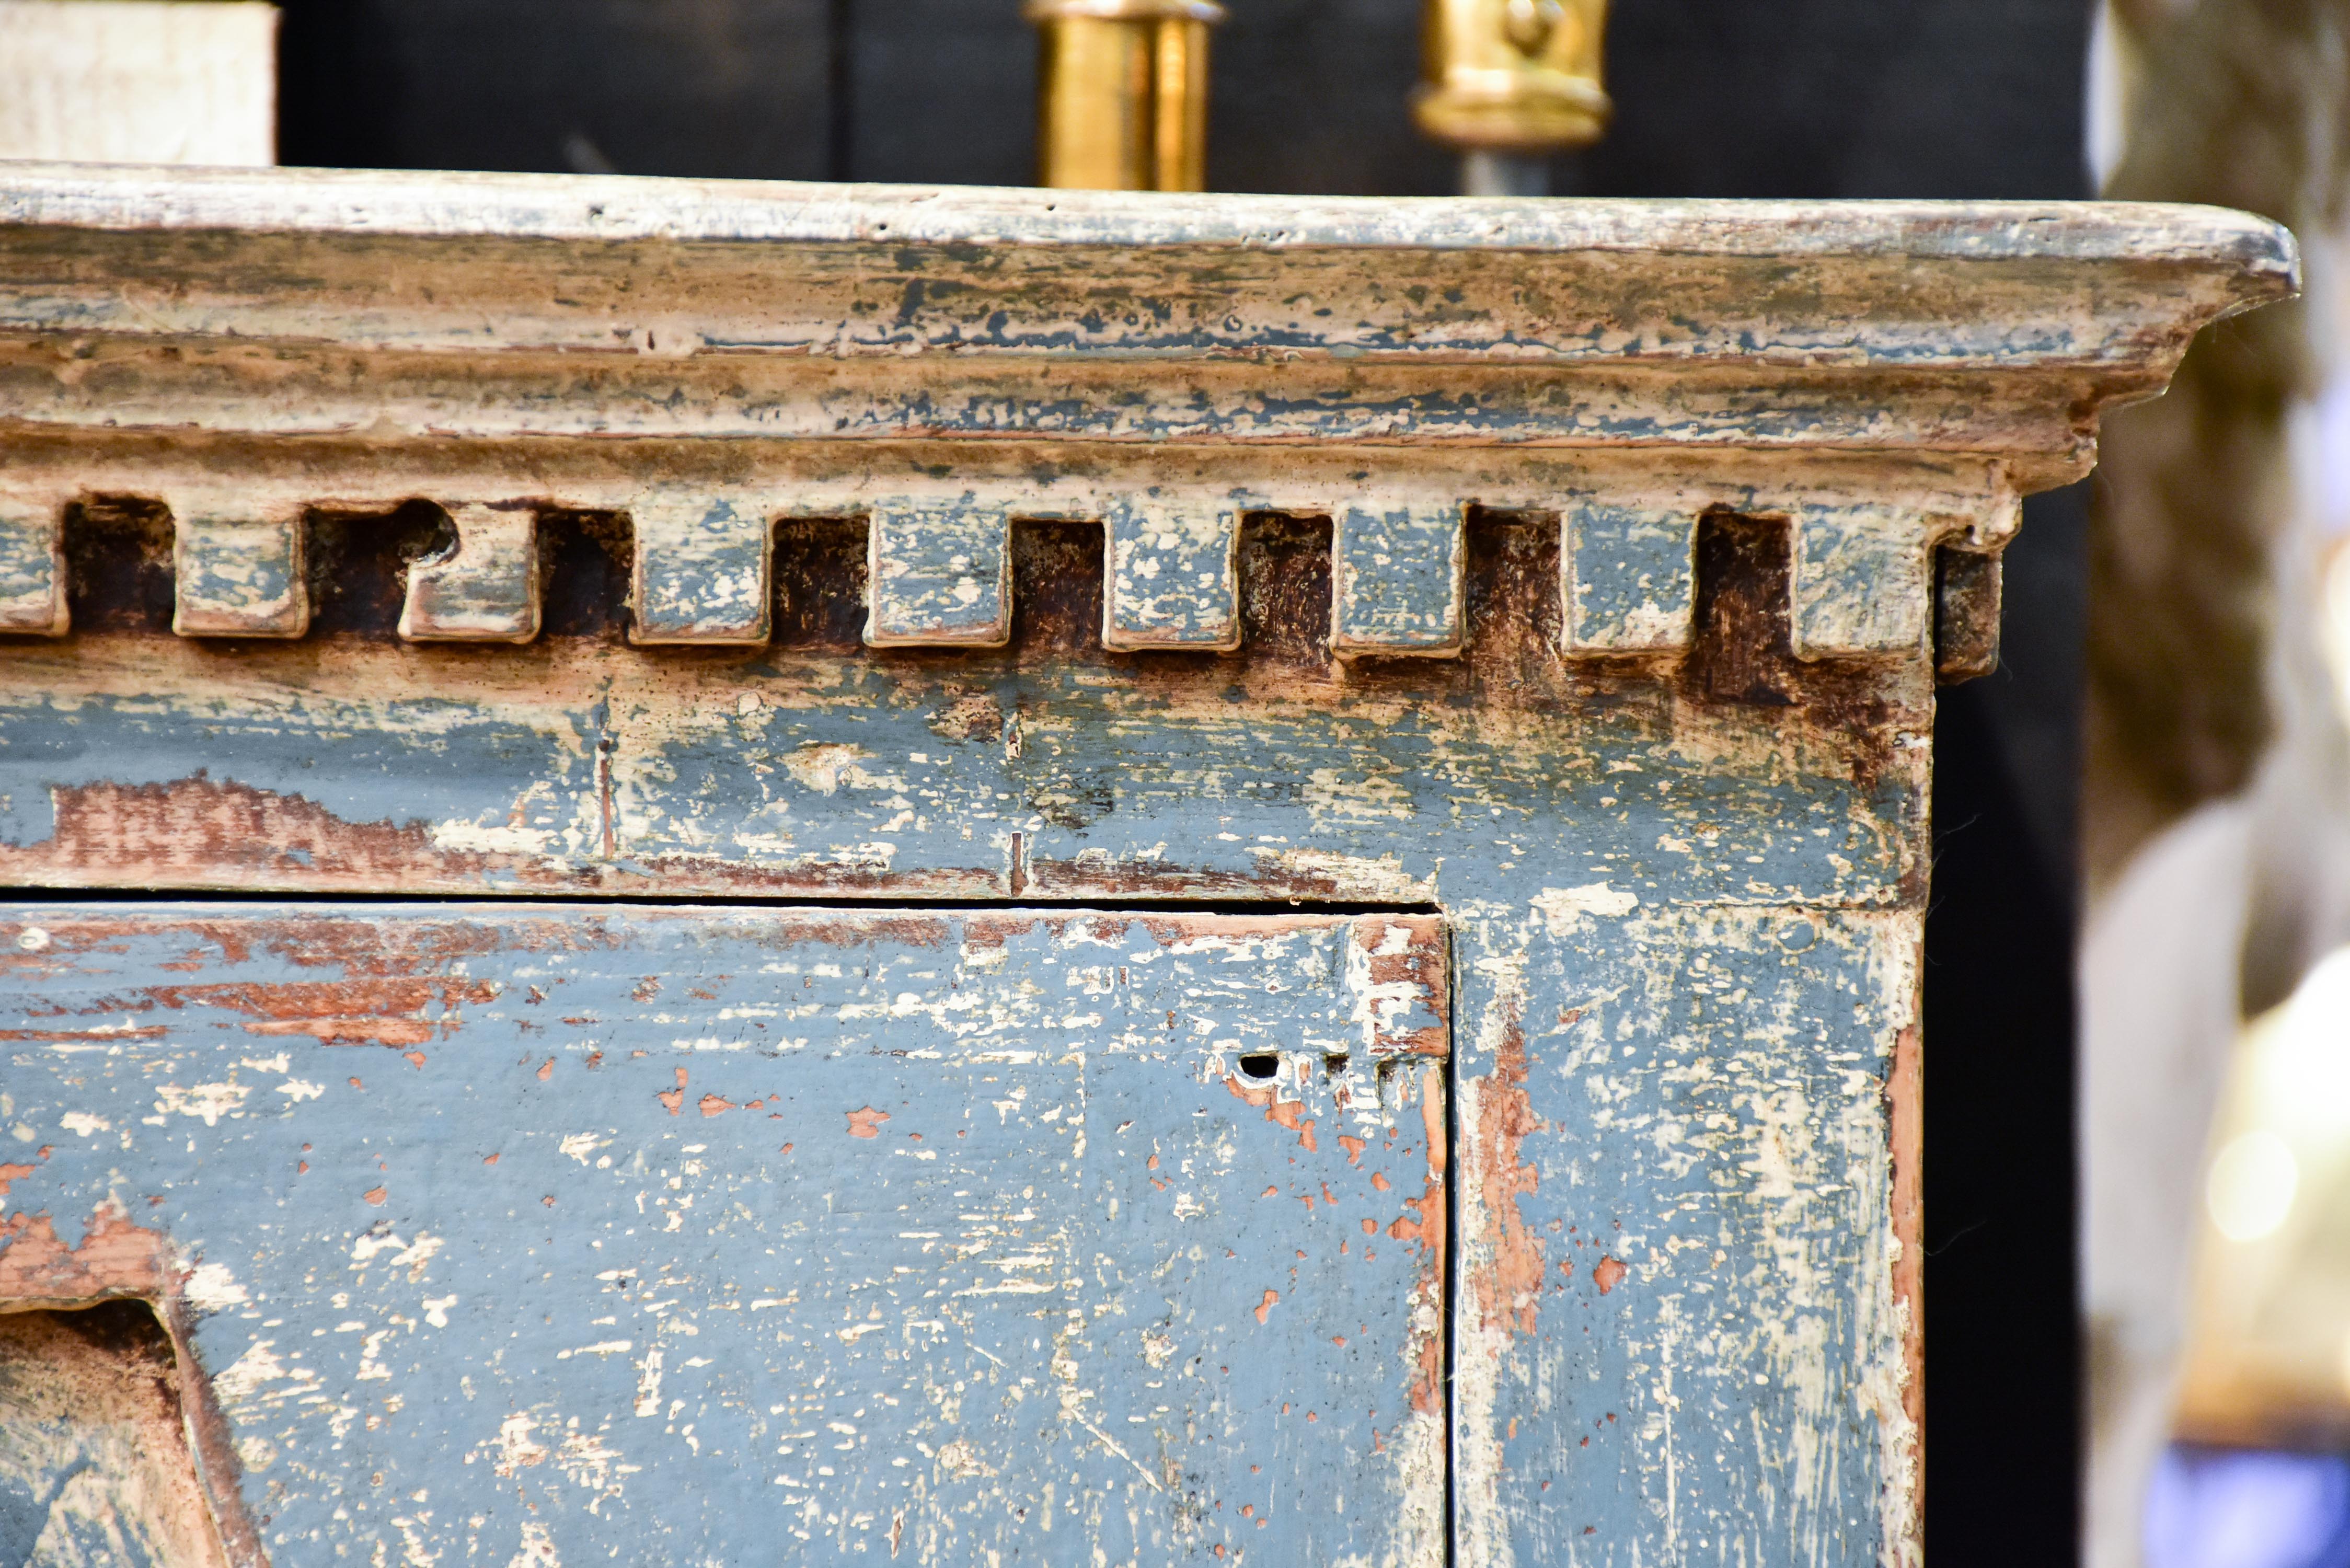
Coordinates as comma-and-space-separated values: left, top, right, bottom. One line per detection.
0, 162, 2298, 281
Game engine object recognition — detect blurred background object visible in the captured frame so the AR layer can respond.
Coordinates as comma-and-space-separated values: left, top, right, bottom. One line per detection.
0, 0, 275, 165
1028, 0, 1222, 190
2081, 0, 2350, 1564
1411, 0, 1606, 195
2175, 951, 2350, 1448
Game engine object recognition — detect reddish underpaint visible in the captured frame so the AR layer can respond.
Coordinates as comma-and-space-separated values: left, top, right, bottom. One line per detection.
847, 1106, 890, 1138
0, 1202, 171, 1304
362, 1186, 388, 1205
1350, 917, 1452, 1057
1593, 1256, 1627, 1294
247, 1014, 437, 1045
698, 1094, 734, 1116
1403, 1065, 1450, 1418
136, 976, 499, 1045
1221, 1073, 1316, 1152
1, 776, 540, 891
1471, 1006, 1545, 1339
1254, 1289, 1278, 1325
0, 1160, 40, 1197
658, 1067, 687, 1115
1890, 1015, 1926, 1458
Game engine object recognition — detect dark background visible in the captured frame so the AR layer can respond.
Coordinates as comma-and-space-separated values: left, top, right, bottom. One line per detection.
278, 2, 2095, 1557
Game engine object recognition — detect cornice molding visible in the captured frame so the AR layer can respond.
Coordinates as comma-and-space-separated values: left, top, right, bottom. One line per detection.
0, 166, 2297, 664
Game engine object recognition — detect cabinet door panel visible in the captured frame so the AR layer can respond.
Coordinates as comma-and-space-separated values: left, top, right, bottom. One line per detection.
1452, 906, 1918, 1568
0, 905, 1448, 1567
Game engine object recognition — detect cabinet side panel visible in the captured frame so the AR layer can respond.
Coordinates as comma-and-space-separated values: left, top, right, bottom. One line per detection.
1453, 904, 1922, 1568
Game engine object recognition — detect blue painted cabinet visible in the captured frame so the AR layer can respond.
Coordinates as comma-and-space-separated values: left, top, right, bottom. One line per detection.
0, 167, 2292, 1565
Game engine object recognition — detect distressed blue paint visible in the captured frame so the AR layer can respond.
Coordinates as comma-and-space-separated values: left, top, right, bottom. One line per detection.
170, 512, 306, 638
0, 170, 2284, 1568
0, 905, 1448, 1566
1449, 906, 1915, 1567
615, 667, 1920, 905
1333, 504, 1466, 657
0, 654, 1921, 904
1563, 504, 1697, 653
629, 493, 773, 644
0, 503, 62, 635
0, 679, 603, 875
0, 352, 2116, 451
1789, 509, 1940, 659
868, 497, 1011, 647
1102, 497, 1241, 651
400, 504, 539, 643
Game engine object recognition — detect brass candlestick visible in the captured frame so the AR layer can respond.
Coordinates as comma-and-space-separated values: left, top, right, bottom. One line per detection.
1028, 0, 1225, 192
1414, 0, 1609, 194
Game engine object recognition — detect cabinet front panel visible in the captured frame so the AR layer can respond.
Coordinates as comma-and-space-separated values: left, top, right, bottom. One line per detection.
0, 904, 1448, 1567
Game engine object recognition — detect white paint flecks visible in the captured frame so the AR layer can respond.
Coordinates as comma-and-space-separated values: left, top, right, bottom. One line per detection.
1530, 882, 1640, 935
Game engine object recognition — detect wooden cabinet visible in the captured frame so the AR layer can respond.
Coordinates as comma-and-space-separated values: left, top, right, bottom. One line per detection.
0, 166, 2293, 1565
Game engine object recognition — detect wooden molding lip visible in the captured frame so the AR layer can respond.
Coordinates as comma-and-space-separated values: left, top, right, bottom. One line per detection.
0, 164, 2298, 273
0, 168, 2293, 377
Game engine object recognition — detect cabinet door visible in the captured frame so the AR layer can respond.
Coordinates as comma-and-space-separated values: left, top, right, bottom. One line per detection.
0, 904, 1447, 1567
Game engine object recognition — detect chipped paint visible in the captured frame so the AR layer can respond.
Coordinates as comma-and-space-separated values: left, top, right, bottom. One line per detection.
2, 905, 1449, 1565
1454, 907, 1922, 1568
